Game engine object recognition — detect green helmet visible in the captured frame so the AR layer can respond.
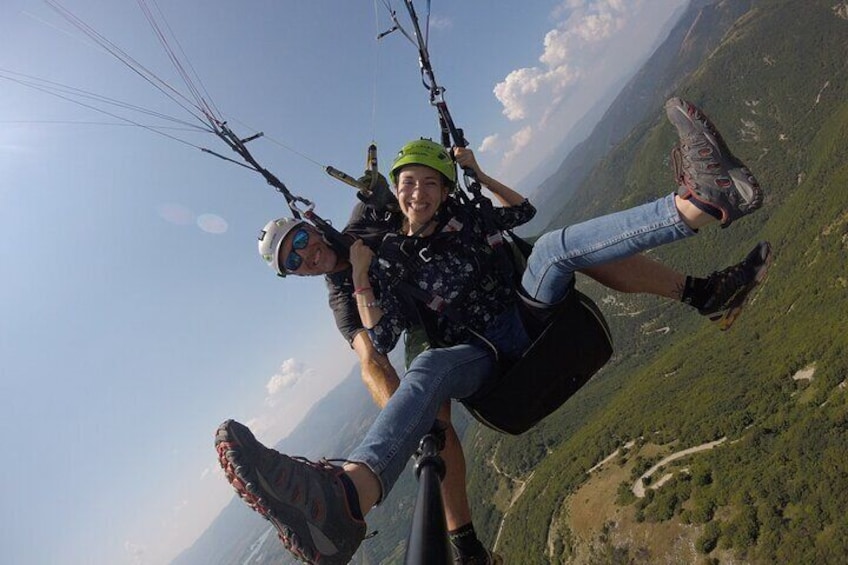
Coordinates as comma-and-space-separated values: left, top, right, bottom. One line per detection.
389, 138, 456, 188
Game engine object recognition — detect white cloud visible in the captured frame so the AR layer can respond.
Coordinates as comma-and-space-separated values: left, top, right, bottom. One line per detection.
494, 0, 631, 123
503, 126, 535, 164
266, 358, 304, 397
242, 356, 340, 446
495, 67, 565, 121
267, 372, 298, 394
478, 134, 500, 153
485, 0, 686, 183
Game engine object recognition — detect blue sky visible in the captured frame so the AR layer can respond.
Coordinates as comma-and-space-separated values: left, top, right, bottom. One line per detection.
0, 1, 686, 563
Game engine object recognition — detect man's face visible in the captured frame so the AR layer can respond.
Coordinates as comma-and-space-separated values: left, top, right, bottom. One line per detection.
278, 225, 339, 276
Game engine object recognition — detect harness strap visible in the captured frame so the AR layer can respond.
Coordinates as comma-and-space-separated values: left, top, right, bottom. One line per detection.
378, 207, 516, 359
380, 217, 468, 324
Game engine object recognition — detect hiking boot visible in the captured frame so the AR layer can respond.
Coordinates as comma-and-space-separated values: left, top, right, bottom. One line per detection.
215, 419, 366, 564
696, 241, 773, 330
453, 548, 504, 565
665, 97, 763, 228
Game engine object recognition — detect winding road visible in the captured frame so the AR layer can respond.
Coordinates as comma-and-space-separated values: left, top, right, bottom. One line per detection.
631, 437, 727, 498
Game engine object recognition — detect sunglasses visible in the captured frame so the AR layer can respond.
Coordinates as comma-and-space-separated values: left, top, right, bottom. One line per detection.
282, 228, 310, 272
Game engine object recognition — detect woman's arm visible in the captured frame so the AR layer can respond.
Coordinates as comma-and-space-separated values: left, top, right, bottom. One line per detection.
454, 147, 526, 207
349, 240, 383, 328
349, 240, 404, 354
454, 146, 536, 230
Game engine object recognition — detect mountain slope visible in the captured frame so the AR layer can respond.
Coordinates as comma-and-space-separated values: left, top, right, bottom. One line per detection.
469, 1, 848, 562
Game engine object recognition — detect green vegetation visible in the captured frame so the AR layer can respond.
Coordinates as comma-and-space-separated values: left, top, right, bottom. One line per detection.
463, 1, 848, 562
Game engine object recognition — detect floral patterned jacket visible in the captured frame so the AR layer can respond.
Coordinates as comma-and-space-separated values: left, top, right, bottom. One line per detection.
367, 198, 536, 355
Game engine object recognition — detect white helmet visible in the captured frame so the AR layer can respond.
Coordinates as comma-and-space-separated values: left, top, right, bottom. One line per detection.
258, 217, 306, 276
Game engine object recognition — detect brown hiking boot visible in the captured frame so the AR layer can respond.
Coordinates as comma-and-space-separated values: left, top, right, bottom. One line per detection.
215, 419, 366, 564
666, 97, 763, 228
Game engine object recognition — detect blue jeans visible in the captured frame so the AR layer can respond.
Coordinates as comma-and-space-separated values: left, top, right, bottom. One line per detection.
348, 193, 695, 498
522, 193, 695, 304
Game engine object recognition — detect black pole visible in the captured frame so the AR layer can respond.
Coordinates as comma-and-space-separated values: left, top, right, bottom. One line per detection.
404, 427, 451, 565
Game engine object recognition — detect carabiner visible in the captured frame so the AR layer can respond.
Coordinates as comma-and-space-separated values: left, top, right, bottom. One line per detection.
289, 196, 315, 216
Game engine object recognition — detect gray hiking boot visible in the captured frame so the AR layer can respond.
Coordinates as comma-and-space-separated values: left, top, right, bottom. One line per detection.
697, 241, 773, 330
665, 97, 763, 228
215, 420, 366, 564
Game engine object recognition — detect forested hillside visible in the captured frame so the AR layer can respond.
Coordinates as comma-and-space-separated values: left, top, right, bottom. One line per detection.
465, 1, 848, 563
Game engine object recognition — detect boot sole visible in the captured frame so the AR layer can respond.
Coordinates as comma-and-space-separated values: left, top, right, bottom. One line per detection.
215, 420, 321, 563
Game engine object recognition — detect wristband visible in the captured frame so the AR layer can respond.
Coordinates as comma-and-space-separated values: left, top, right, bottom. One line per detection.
355, 294, 380, 309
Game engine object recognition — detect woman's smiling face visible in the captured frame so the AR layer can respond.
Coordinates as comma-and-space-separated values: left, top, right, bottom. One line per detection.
395, 164, 448, 233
